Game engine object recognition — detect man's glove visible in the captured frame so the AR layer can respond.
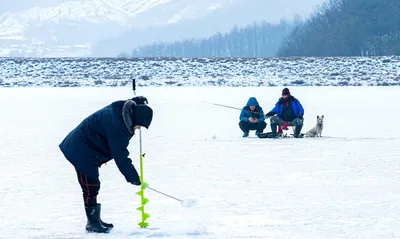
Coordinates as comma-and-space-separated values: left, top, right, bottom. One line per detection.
130, 168, 141, 186
131, 179, 141, 186
298, 114, 304, 119
131, 96, 148, 105
265, 112, 274, 118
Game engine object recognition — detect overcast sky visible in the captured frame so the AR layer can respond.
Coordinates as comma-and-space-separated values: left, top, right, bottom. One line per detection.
0, 0, 326, 15
0, 0, 68, 13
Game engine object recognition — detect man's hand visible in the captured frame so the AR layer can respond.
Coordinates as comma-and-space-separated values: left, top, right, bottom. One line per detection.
130, 168, 141, 185
249, 117, 258, 123
264, 112, 274, 119
131, 179, 141, 186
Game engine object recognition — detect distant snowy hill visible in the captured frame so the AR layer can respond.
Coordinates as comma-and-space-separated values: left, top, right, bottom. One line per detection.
0, 0, 326, 57
1, 56, 399, 87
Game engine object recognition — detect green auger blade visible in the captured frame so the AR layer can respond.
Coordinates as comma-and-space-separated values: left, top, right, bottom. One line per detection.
143, 213, 150, 220
136, 206, 144, 211
138, 221, 149, 228
142, 197, 149, 205
136, 190, 143, 196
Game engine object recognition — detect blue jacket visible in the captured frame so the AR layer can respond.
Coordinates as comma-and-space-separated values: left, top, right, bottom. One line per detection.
267, 96, 304, 118
59, 100, 138, 183
239, 97, 265, 123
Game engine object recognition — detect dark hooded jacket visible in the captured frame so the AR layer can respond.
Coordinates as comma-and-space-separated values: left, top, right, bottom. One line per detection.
239, 97, 265, 123
59, 100, 152, 183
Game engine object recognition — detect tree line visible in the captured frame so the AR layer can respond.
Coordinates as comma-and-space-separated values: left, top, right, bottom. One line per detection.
277, 0, 400, 56
120, 0, 400, 57
122, 19, 299, 58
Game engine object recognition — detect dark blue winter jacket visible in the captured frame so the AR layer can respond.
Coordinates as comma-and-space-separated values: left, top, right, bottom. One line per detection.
268, 96, 304, 118
59, 100, 138, 183
239, 97, 265, 123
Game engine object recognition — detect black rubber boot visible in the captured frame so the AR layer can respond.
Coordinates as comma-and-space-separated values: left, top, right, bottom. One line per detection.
100, 220, 114, 229
97, 203, 114, 229
85, 204, 110, 233
271, 124, 278, 137
294, 125, 303, 138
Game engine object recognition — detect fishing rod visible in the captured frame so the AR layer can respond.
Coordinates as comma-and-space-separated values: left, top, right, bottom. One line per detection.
202, 101, 266, 116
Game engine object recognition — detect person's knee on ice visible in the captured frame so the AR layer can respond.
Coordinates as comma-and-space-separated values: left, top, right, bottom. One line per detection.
239, 97, 266, 137
59, 96, 153, 232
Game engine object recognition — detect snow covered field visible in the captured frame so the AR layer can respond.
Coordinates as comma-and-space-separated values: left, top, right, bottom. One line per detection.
1, 86, 400, 239
1, 56, 400, 87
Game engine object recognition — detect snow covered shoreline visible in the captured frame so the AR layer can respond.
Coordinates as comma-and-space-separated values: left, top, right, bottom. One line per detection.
1, 56, 399, 87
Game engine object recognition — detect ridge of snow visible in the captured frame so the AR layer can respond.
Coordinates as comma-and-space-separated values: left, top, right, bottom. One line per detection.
0, 56, 399, 87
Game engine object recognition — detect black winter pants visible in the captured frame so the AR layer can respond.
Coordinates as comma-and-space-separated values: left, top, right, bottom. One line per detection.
75, 168, 100, 207
239, 121, 267, 133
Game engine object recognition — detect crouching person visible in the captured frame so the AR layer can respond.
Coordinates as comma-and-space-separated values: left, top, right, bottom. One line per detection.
59, 96, 153, 233
239, 97, 266, 137
264, 88, 304, 138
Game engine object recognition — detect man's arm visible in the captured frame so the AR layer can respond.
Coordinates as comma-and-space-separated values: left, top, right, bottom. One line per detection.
295, 99, 304, 118
258, 107, 265, 122
265, 102, 280, 118
240, 108, 250, 122
106, 129, 140, 185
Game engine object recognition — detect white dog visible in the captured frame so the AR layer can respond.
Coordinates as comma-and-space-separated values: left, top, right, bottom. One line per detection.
305, 115, 324, 137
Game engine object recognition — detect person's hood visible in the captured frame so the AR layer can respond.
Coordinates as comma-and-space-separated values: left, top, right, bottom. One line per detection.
246, 97, 259, 107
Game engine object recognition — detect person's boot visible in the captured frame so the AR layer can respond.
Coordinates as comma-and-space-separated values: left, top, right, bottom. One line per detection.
294, 125, 303, 138
270, 124, 278, 138
85, 204, 110, 233
97, 203, 114, 229
239, 122, 249, 137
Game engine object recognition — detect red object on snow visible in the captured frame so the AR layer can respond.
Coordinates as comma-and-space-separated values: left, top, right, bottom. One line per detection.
282, 121, 289, 130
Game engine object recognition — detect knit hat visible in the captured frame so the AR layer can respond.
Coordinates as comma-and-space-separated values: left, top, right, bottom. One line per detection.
282, 88, 291, 96
134, 105, 153, 129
